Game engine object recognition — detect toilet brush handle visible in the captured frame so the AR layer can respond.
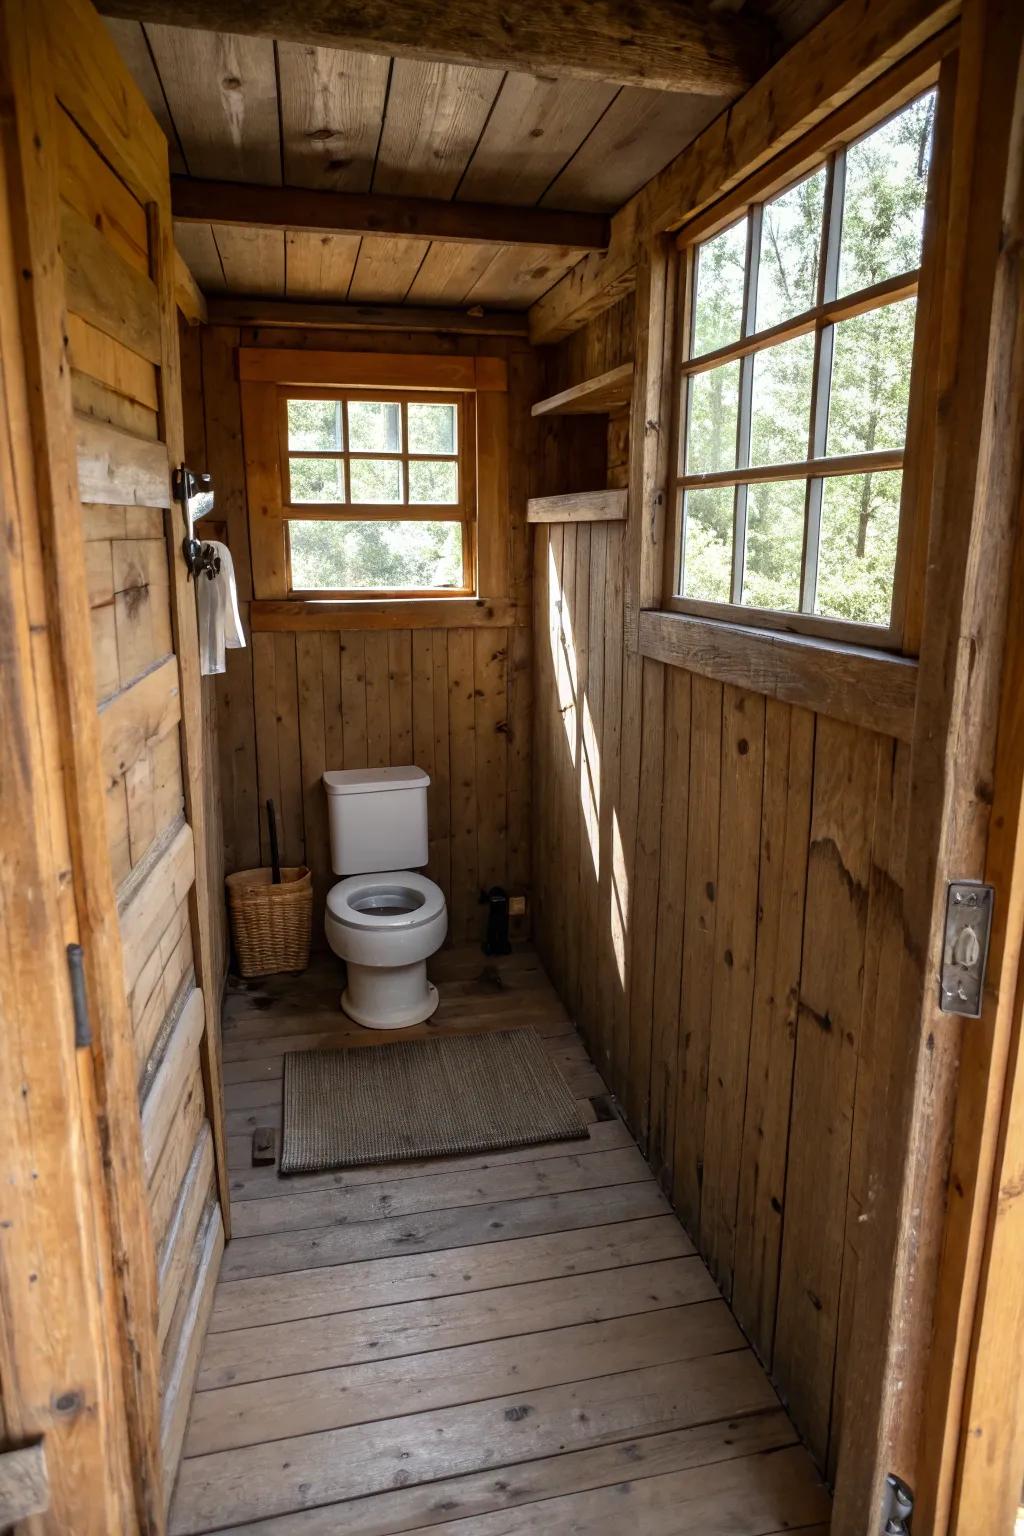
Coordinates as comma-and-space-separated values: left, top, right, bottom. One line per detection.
266, 799, 281, 884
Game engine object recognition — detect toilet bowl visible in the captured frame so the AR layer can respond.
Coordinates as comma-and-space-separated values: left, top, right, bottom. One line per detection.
322, 766, 447, 1029
325, 871, 447, 1028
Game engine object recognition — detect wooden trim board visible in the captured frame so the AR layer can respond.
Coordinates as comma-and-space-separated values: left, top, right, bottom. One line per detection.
638, 610, 918, 741
527, 490, 628, 524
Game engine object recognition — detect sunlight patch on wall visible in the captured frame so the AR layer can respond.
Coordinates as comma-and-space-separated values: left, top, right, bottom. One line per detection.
610, 808, 628, 989
581, 695, 600, 880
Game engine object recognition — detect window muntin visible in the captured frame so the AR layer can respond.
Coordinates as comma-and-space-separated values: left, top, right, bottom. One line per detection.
673, 89, 936, 644
280, 387, 473, 597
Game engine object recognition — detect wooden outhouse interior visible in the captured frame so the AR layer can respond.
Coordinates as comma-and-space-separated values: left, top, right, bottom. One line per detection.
2, 0, 1024, 1532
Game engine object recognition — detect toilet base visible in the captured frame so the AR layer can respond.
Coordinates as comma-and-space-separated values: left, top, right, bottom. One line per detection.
341, 959, 439, 1030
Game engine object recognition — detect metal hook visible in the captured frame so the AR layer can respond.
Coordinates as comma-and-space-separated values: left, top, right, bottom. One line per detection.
173, 463, 218, 581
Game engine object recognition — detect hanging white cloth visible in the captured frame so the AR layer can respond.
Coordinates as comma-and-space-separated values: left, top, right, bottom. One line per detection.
197, 540, 246, 676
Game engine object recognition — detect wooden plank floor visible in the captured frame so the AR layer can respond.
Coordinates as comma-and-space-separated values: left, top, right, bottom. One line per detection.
169, 947, 831, 1535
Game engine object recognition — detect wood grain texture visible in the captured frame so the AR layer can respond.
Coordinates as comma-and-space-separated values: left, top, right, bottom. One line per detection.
531, 297, 920, 1484
166, 951, 826, 1536
98, 0, 768, 97
526, 490, 627, 523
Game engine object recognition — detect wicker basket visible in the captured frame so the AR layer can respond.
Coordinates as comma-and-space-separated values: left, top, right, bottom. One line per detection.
226, 866, 313, 977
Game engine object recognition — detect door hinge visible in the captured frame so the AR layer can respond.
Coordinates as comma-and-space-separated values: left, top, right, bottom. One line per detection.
882, 1473, 914, 1533
939, 880, 994, 1017
66, 943, 91, 1048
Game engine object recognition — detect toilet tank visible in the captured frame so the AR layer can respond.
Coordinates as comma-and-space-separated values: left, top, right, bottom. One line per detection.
323, 766, 430, 875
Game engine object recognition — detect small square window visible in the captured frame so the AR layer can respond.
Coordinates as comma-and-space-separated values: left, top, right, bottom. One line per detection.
826, 299, 917, 456
692, 217, 748, 357
681, 487, 734, 603
685, 362, 741, 476
814, 470, 903, 624
408, 402, 456, 455
350, 458, 404, 504
347, 400, 402, 452
409, 460, 458, 504
755, 169, 826, 331
287, 398, 343, 451
750, 334, 815, 467
288, 457, 345, 504
742, 480, 806, 612
837, 92, 935, 296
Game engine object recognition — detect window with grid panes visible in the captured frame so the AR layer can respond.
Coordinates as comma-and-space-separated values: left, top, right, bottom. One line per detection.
671, 89, 937, 645
281, 388, 475, 596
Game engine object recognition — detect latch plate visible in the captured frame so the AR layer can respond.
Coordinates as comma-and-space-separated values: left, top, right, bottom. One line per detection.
939, 881, 994, 1018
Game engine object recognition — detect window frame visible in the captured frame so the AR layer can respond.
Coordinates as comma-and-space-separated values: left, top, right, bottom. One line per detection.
239, 350, 509, 607
279, 385, 477, 599
664, 84, 941, 652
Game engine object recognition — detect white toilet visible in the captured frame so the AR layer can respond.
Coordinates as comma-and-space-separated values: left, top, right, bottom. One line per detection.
322, 766, 447, 1028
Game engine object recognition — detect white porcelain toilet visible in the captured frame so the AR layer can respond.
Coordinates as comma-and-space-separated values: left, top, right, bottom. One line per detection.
322, 766, 447, 1028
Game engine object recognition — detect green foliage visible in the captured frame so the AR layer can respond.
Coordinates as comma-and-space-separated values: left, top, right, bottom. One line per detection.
682, 92, 934, 628
284, 397, 461, 590
289, 520, 464, 591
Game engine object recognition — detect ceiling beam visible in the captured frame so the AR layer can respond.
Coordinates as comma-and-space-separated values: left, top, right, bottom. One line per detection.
171, 178, 609, 253
97, 0, 771, 96
528, 0, 961, 343
203, 297, 530, 336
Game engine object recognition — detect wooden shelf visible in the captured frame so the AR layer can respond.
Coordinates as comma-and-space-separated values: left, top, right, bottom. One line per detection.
531, 363, 633, 418
527, 489, 628, 524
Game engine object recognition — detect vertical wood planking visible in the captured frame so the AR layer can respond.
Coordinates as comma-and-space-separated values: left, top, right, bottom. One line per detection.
627, 657, 667, 1145
473, 627, 509, 894
447, 628, 477, 942
732, 702, 815, 1366
700, 686, 766, 1296
774, 718, 880, 1464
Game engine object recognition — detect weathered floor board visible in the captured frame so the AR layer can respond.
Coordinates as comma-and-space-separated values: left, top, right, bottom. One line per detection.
170, 950, 830, 1535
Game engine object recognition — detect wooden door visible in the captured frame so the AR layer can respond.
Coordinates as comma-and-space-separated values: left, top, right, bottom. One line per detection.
0, 0, 228, 1526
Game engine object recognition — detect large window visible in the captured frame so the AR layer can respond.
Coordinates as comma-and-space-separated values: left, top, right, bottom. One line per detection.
670, 89, 937, 645
281, 388, 474, 597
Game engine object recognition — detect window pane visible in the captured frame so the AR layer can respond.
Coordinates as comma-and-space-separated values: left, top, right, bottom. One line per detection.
814, 469, 902, 625
838, 91, 936, 296
685, 362, 740, 475
750, 334, 815, 466
350, 458, 403, 504
408, 402, 456, 455
287, 398, 343, 451
826, 298, 917, 455
289, 520, 464, 591
692, 217, 748, 357
288, 457, 344, 504
409, 459, 458, 504
347, 400, 402, 452
682, 487, 734, 602
755, 168, 826, 331
742, 480, 806, 612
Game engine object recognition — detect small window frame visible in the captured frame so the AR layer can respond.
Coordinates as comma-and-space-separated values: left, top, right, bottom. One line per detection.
665, 84, 941, 652
238, 350, 510, 608
279, 386, 477, 599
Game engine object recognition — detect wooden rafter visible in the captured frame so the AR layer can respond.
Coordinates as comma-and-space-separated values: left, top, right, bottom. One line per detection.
98, 0, 771, 96
171, 177, 610, 252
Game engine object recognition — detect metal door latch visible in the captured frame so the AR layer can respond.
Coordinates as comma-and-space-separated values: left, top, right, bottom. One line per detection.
173, 464, 219, 581
882, 1473, 913, 1533
939, 881, 994, 1018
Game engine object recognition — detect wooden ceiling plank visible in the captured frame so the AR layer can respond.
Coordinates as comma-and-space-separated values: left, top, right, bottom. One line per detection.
372, 59, 502, 199
102, 17, 188, 174
172, 221, 227, 292
462, 243, 583, 308
284, 231, 361, 298
346, 235, 430, 303
277, 42, 389, 192
203, 297, 531, 334
171, 177, 610, 250
405, 242, 498, 306
144, 25, 282, 184
213, 226, 286, 295
456, 71, 618, 207
541, 87, 728, 213
96, 0, 770, 97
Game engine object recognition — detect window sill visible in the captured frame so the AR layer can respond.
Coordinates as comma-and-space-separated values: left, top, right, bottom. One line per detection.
638, 609, 918, 742
250, 596, 525, 633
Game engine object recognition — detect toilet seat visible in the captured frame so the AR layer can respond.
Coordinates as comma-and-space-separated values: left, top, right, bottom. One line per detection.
326, 871, 445, 932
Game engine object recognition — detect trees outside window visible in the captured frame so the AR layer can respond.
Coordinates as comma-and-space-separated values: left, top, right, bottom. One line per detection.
674, 90, 935, 641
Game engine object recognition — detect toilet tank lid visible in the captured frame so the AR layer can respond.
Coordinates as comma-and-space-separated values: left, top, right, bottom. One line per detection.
323, 765, 430, 796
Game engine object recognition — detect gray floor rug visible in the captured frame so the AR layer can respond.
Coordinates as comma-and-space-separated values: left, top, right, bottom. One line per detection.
280, 1028, 590, 1174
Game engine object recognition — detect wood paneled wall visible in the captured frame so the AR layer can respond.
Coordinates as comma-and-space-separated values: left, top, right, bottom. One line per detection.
187, 326, 535, 946
57, 85, 225, 1506
532, 296, 909, 1478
